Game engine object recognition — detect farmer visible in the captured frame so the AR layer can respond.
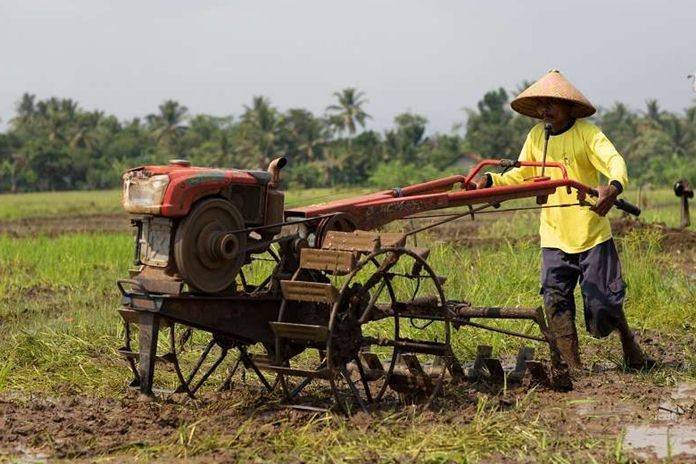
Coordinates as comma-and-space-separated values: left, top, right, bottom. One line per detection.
474, 69, 650, 371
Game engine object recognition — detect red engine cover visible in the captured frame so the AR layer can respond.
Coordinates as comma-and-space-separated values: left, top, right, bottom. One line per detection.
133, 164, 260, 217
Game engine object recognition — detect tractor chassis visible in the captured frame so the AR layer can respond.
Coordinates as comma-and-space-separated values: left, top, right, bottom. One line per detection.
118, 278, 566, 411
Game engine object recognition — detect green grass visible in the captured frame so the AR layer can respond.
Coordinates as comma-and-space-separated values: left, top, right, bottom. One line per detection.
0, 227, 694, 461
0, 189, 123, 220
0, 186, 693, 462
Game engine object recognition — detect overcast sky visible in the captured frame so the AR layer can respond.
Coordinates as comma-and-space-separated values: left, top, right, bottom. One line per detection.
1, 0, 695, 133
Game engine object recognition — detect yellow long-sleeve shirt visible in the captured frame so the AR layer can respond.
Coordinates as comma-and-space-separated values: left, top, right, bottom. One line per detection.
489, 120, 628, 254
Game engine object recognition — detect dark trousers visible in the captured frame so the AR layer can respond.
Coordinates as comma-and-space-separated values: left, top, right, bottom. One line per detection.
541, 239, 626, 339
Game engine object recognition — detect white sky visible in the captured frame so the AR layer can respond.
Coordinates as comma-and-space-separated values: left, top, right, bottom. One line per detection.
1, 0, 695, 133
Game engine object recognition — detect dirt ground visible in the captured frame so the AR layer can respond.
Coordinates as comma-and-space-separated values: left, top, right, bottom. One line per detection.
0, 330, 694, 462
0, 214, 129, 238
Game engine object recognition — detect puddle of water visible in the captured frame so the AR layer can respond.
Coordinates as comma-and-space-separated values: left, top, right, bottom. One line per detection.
624, 425, 696, 459
656, 382, 695, 422
673, 382, 696, 405
0, 446, 49, 463
657, 404, 686, 421
576, 401, 635, 418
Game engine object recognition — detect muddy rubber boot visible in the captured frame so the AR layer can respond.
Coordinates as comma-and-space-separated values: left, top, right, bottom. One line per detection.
616, 314, 653, 370
555, 332, 583, 372
545, 308, 583, 372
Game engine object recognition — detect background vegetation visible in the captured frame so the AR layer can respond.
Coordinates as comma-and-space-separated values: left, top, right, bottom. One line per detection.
1, 86, 694, 193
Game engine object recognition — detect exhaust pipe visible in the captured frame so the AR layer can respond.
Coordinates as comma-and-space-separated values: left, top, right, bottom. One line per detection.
268, 156, 287, 187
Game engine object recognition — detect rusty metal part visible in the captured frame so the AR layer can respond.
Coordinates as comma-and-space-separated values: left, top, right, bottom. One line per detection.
139, 217, 173, 267
299, 248, 357, 275
116, 157, 596, 411
321, 230, 382, 253
267, 156, 287, 188
400, 202, 583, 220
280, 280, 338, 303
174, 198, 247, 293
286, 159, 640, 229
118, 316, 276, 398
130, 267, 183, 295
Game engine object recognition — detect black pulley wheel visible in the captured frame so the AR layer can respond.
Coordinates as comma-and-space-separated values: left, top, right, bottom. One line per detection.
174, 198, 247, 293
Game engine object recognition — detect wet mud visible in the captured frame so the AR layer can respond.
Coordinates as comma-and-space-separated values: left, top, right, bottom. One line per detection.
1, 330, 694, 462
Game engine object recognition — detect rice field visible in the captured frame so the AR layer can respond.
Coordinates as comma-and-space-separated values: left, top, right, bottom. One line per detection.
0, 186, 694, 462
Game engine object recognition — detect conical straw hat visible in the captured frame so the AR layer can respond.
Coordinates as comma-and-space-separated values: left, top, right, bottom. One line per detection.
511, 69, 596, 119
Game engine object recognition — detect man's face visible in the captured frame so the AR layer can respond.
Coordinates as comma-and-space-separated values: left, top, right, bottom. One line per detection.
535, 98, 572, 127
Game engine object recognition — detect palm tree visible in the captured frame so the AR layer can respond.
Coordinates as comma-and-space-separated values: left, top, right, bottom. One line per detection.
326, 88, 370, 139
661, 114, 691, 156
684, 106, 696, 152
147, 100, 188, 153
644, 99, 664, 129
70, 111, 104, 150
240, 96, 282, 167
32, 97, 79, 143
4, 153, 26, 193
10, 93, 36, 130
284, 109, 329, 161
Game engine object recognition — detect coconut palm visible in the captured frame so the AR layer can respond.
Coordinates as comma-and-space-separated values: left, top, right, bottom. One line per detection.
147, 100, 188, 153
240, 96, 282, 168
31, 97, 78, 142
284, 108, 329, 161
3, 153, 26, 193
70, 111, 104, 150
644, 99, 664, 128
326, 88, 371, 138
10, 93, 36, 130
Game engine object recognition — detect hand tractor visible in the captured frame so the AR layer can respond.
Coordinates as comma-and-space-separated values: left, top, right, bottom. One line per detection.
117, 157, 640, 413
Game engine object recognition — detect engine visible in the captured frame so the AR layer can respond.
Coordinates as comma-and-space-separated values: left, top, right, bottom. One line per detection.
122, 157, 287, 294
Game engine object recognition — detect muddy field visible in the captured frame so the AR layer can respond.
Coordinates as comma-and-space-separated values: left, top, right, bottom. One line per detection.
1, 200, 695, 462
1, 330, 694, 462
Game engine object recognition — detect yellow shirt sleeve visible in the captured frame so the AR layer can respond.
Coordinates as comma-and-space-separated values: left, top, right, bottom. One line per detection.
585, 125, 629, 189
489, 125, 539, 186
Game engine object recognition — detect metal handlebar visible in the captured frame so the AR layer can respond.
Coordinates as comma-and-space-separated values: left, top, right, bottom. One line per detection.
583, 187, 641, 217
464, 159, 570, 185
613, 199, 641, 216
469, 161, 641, 217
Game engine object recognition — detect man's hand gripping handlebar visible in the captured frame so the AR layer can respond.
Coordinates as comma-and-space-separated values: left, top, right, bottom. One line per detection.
468, 159, 641, 217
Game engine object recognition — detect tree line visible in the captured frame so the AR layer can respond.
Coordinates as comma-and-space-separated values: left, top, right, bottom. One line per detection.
0, 86, 693, 193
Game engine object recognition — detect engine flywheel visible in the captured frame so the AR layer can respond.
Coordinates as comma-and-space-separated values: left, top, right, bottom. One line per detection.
174, 198, 247, 294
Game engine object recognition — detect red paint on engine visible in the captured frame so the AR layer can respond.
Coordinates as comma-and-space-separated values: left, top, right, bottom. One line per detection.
131, 165, 260, 217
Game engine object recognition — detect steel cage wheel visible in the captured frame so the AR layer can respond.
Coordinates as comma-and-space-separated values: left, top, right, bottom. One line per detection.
328, 246, 454, 409
326, 249, 399, 410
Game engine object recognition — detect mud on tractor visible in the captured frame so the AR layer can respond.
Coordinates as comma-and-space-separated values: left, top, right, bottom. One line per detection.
117, 157, 640, 413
